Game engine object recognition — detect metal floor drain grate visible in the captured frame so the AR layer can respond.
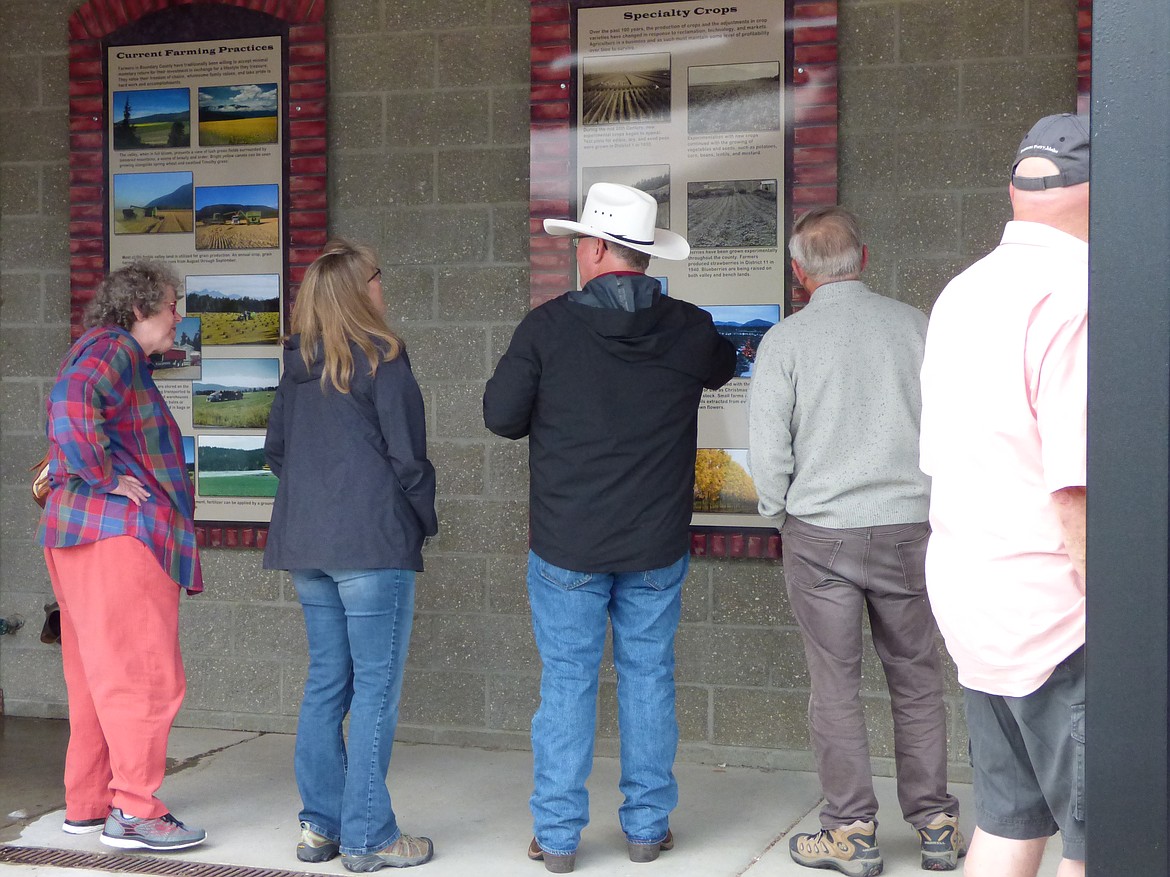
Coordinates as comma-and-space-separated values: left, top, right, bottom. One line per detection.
0, 845, 318, 877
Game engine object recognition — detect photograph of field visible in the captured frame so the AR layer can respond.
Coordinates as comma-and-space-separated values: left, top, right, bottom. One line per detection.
113, 172, 193, 235
112, 87, 190, 149
197, 435, 277, 498
152, 316, 202, 380
698, 305, 779, 378
694, 448, 759, 514
581, 164, 671, 228
688, 179, 778, 249
688, 62, 782, 135
192, 358, 279, 429
183, 436, 195, 483
582, 53, 671, 125
194, 184, 279, 250
186, 274, 280, 346
198, 83, 279, 146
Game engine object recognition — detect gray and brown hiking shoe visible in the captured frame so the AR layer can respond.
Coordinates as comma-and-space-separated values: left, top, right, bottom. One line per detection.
917, 813, 967, 871
789, 819, 883, 876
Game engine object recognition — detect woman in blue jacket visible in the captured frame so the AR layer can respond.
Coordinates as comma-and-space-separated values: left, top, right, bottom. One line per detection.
264, 240, 438, 871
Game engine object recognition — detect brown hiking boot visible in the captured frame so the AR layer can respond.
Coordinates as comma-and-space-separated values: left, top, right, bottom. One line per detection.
917, 813, 967, 871
789, 819, 883, 876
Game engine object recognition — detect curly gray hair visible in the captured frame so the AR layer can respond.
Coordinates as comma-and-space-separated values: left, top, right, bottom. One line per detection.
83, 261, 183, 331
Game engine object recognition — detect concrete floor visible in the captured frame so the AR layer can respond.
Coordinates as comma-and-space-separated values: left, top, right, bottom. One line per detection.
0, 716, 1065, 876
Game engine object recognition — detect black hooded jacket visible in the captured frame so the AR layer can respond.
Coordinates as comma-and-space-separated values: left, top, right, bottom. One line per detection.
483, 272, 736, 572
263, 335, 437, 572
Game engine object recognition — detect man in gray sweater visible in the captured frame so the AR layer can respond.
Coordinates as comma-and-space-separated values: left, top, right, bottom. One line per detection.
747, 207, 962, 876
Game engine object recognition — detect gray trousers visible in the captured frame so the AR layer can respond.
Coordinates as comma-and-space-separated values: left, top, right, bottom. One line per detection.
781, 515, 958, 830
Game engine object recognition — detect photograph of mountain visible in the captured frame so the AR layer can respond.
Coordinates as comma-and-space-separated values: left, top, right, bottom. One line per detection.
194, 183, 280, 250
112, 172, 194, 235
184, 273, 280, 345
699, 304, 780, 378
112, 87, 190, 149
198, 83, 279, 146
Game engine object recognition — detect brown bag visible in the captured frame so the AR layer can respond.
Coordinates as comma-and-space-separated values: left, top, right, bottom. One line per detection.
31, 449, 51, 508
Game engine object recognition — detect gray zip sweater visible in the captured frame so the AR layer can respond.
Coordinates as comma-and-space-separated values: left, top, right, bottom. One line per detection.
747, 280, 930, 529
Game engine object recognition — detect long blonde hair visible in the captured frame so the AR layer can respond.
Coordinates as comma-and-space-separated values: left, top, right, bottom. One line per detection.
291, 239, 403, 393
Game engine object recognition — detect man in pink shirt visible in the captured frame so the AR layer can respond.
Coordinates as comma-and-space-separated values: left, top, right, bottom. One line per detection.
919, 114, 1088, 877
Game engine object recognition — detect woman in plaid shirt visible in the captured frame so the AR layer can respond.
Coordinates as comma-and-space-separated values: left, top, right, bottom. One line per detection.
39, 261, 205, 852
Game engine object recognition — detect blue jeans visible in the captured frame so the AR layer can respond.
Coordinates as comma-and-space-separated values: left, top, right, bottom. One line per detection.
526, 550, 687, 856
292, 568, 416, 856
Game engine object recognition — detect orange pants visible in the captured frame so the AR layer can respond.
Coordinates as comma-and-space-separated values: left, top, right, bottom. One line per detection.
44, 536, 185, 821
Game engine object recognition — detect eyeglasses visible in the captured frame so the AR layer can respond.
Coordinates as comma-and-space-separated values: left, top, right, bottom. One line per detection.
368, 267, 382, 283
569, 235, 601, 249
165, 301, 178, 316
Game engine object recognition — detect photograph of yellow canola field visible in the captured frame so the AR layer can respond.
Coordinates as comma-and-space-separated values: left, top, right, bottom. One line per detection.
198, 83, 279, 146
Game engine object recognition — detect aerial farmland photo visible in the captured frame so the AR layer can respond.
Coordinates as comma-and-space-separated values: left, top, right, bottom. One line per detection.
687, 179, 778, 249
192, 357, 279, 429
194, 183, 279, 250
112, 171, 193, 235
581, 52, 671, 125
111, 87, 190, 149
198, 83, 279, 146
185, 273, 280, 345
197, 435, 278, 498
688, 61, 782, 135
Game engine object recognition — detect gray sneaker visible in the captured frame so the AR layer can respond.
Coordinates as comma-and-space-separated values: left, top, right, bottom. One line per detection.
63, 817, 106, 835
342, 833, 434, 871
298, 822, 340, 863
100, 809, 207, 851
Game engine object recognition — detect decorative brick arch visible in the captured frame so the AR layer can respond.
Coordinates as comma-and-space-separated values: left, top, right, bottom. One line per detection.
66, 0, 327, 337
67, 0, 328, 549
528, 0, 838, 315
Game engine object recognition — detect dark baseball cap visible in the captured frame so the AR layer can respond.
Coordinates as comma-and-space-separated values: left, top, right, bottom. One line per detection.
1012, 113, 1090, 190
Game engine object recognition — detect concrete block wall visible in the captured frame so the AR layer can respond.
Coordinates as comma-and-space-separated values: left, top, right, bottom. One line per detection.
0, 0, 1076, 777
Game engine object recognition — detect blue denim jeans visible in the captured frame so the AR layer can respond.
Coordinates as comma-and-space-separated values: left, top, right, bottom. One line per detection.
292, 568, 415, 856
526, 550, 687, 856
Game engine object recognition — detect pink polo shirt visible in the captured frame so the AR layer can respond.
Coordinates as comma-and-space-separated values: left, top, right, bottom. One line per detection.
919, 221, 1087, 697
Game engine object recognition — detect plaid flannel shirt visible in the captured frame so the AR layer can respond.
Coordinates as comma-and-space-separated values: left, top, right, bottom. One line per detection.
38, 326, 203, 593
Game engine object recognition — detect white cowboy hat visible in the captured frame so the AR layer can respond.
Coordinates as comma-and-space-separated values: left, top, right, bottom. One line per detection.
544, 182, 690, 260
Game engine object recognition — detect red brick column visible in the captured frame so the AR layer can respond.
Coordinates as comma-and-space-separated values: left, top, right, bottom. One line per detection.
67, 0, 328, 549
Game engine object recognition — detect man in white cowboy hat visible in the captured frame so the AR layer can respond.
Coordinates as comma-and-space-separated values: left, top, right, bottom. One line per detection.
484, 182, 735, 874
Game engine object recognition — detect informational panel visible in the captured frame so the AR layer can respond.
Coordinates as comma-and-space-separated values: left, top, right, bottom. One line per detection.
68, 0, 329, 544
531, 0, 838, 544
107, 37, 285, 523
